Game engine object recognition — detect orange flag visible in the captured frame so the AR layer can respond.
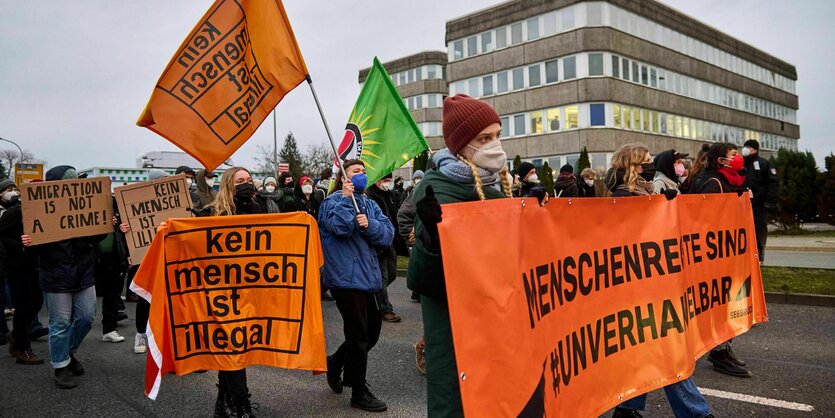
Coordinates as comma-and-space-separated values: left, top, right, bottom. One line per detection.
137, 0, 308, 171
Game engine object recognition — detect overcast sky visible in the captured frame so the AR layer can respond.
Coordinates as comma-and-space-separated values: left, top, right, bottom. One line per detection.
1, 0, 832, 171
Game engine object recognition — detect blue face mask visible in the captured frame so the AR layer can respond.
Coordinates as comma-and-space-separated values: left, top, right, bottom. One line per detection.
350, 173, 368, 193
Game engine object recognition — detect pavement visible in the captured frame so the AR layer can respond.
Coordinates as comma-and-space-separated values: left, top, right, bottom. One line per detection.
1, 280, 833, 417
764, 229, 835, 269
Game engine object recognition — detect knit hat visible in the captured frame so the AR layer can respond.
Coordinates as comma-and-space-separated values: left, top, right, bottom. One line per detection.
0, 179, 16, 191
175, 165, 196, 176
147, 169, 169, 180
300, 176, 313, 185
517, 162, 536, 179
743, 139, 760, 151
46, 165, 77, 181
560, 164, 574, 174
263, 176, 277, 187
442, 94, 501, 155
412, 170, 424, 180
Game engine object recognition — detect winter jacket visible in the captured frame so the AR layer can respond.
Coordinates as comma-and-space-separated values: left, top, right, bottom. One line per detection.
366, 185, 408, 256
406, 169, 508, 418
742, 155, 778, 210
194, 169, 216, 209
577, 178, 596, 197
553, 174, 579, 197
31, 235, 105, 293
0, 197, 36, 273
687, 168, 742, 195
293, 183, 324, 218
653, 171, 680, 194
318, 191, 394, 292
396, 188, 417, 244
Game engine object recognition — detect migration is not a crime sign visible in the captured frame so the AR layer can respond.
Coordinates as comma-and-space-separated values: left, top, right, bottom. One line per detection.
114, 174, 193, 263
130, 213, 326, 399
21, 177, 113, 245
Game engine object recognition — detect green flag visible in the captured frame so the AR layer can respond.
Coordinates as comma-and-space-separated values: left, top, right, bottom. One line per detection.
337, 57, 429, 185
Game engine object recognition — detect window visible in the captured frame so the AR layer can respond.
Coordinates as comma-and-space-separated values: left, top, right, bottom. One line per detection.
407, 69, 414, 83
512, 68, 525, 90
427, 65, 437, 80
413, 96, 421, 109
565, 106, 579, 129
631, 62, 639, 83
466, 36, 477, 57
612, 56, 620, 78
562, 7, 575, 30
482, 75, 494, 96
530, 111, 543, 134
622, 59, 630, 80
650, 68, 657, 88
651, 111, 659, 132
642, 109, 650, 131
588, 53, 604, 76
468, 78, 479, 97
407, 97, 414, 110
514, 114, 526, 136
497, 72, 508, 93
659, 112, 667, 134
563, 56, 576, 80
682, 117, 690, 138
545, 60, 559, 83
590, 104, 605, 126
399, 72, 406, 85
453, 80, 465, 95
543, 11, 557, 36
658, 70, 666, 90
632, 108, 640, 130
481, 32, 493, 53
587, 2, 603, 26
500, 116, 510, 138
623, 106, 632, 129
547, 108, 560, 131
511, 22, 523, 45
527, 17, 539, 40
453, 40, 464, 60
428, 94, 438, 108
528, 65, 541, 87
613, 104, 622, 128
496, 27, 507, 48
667, 115, 675, 136
675, 116, 682, 137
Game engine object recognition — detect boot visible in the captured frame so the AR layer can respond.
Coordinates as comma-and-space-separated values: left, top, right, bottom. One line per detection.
351, 383, 387, 412
326, 354, 343, 394
54, 366, 78, 389
727, 344, 747, 367
16, 347, 44, 365
213, 384, 232, 418
708, 347, 751, 377
6, 332, 18, 357
234, 394, 259, 418
68, 354, 84, 376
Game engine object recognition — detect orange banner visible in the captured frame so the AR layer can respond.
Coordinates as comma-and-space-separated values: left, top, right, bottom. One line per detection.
130, 213, 326, 399
137, 0, 308, 171
438, 194, 767, 417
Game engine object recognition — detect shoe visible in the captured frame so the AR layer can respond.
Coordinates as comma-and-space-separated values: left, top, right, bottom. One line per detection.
29, 327, 49, 341
134, 333, 147, 354
326, 354, 343, 394
4, 308, 13, 317
708, 348, 752, 378
125, 294, 139, 303
68, 354, 84, 376
612, 407, 643, 417
213, 384, 233, 418
16, 347, 44, 365
410, 292, 421, 303
414, 343, 426, 375
117, 311, 129, 322
382, 312, 402, 323
234, 394, 260, 418
54, 366, 78, 389
351, 385, 387, 412
6, 332, 17, 356
726, 344, 747, 367
102, 330, 126, 343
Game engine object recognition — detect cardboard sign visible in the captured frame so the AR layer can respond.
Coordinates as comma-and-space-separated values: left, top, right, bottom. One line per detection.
14, 163, 44, 185
130, 213, 326, 399
437, 194, 767, 417
20, 177, 113, 245
114, 174, 193, 263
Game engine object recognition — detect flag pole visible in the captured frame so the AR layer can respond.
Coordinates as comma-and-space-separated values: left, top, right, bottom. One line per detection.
305, 75, 360, 212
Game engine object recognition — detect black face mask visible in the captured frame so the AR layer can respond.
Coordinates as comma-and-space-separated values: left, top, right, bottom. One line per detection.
639, 163, 656, 181
234, 183, 257, 200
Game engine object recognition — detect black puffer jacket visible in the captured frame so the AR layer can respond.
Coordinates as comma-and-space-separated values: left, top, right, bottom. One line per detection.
33, 235, 104, 293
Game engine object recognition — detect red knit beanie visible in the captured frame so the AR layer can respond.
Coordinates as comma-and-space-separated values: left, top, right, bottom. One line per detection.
442, 95, 501, 155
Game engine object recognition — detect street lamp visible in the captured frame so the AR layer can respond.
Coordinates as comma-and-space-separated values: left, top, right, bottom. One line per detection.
0, 136, 23, 157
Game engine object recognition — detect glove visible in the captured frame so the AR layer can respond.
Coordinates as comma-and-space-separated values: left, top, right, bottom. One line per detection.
529, 186, 547, 205
416, 185, 443, 240
661, 188, 678, 200
736, 188, 745, 197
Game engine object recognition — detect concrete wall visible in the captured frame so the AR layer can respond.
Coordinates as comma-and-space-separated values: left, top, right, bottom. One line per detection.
395, 79, 448, 98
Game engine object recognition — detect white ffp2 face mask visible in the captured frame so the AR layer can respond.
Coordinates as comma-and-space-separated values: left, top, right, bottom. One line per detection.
265, 185, 276, 193
1, 190, 19, 201
526, 174, 539, 184
301, 185, 313, 194
467, 141, 507, 173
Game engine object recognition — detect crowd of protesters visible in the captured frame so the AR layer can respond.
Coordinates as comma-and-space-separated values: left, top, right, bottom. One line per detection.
0, 94, 777, 418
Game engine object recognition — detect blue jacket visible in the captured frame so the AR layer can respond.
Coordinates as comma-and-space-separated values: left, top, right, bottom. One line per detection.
318, 191, 394, 292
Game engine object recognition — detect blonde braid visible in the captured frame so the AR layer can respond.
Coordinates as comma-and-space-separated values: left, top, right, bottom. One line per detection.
458, 154, 487, 201
498, 166, 513, 197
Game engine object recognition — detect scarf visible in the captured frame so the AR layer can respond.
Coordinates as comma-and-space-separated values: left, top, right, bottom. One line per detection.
433, 148, 500, 186
718, 167, 745, 188
615, 177, 654, 196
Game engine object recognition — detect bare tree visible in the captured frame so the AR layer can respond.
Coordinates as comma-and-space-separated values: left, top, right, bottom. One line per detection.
0, 149, 45, 174
301, 143, 335, 177
253, 144, 278, 175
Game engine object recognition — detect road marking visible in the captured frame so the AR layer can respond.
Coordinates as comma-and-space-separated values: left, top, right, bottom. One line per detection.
699, 387, 815, 412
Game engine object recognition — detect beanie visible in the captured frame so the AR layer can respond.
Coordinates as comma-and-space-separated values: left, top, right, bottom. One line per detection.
0, 179, 16, 191
560, 164, 574, 174
412, 170, 424, 180
743, 139, 760, 151
517, 162, 536, 178
442, 94, 501, 155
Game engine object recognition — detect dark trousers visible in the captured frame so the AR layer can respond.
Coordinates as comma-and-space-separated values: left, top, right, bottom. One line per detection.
376, 247, 397, 313
96, 253, 125, 333
6, 262, 42, 350
218, 369, 249, 404
135, 299, 150, 334
331, 289, 382, 389
753, 211, 768, 262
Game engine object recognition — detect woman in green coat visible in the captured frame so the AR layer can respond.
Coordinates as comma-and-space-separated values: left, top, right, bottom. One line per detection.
407, 94, 517, 417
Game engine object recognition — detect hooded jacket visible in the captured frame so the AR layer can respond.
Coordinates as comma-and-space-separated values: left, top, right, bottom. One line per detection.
652, 150, 681, 193
194, 169, 216, 209
553, 173, 579, 197
317, 191, 394, 292
293, 181, 323, 217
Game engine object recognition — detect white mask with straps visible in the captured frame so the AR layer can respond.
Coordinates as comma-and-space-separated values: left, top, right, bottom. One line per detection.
466, 141, 507, 173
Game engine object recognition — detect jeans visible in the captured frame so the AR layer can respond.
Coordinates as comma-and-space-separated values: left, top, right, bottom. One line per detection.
620, 377, 711, 418
330, 289, 382, 389
44, 286, 97, 368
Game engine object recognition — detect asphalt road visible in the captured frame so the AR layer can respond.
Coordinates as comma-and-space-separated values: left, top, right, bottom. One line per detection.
1, 279, 832, 417
764, 250, 835, 269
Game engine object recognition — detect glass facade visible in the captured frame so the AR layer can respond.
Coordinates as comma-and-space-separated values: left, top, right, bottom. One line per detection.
390, 64, 445, 87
